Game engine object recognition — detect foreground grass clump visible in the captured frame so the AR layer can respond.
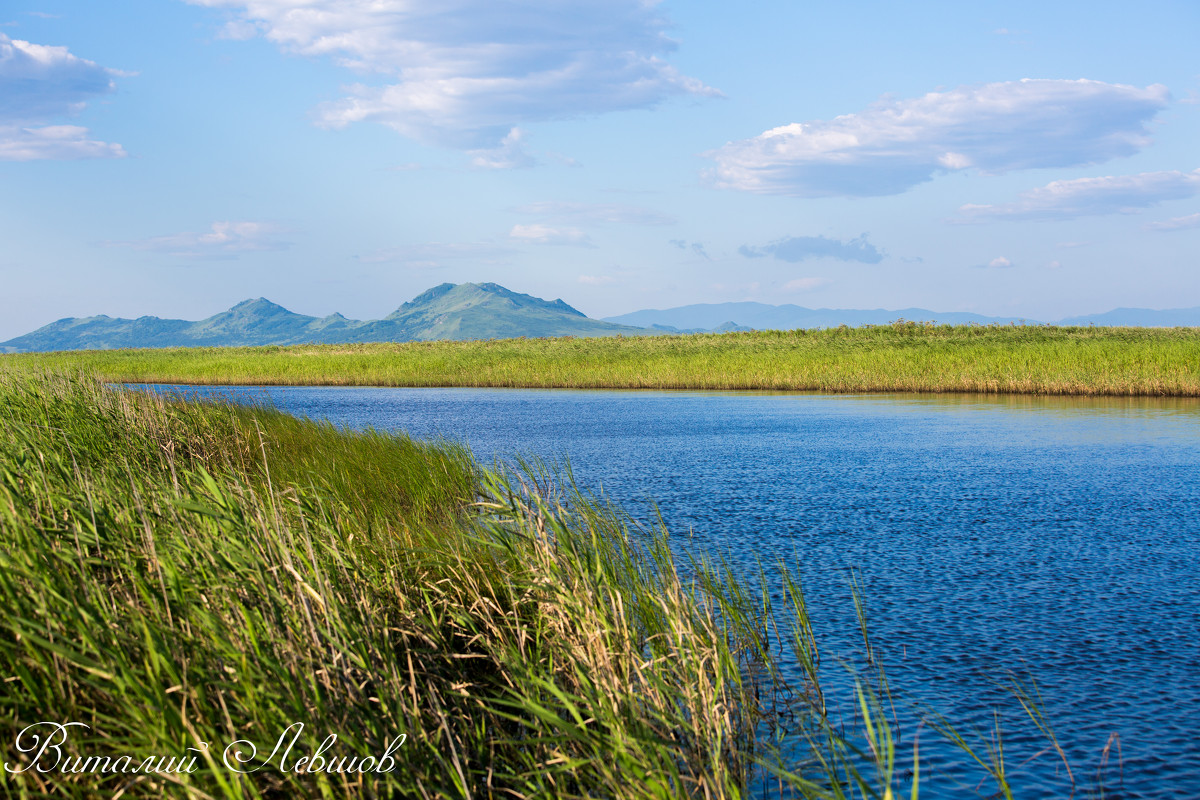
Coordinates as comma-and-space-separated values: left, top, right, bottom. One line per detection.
0, 370, 777, 798
6, 322, 1200, 395
0, 370, 1079, 798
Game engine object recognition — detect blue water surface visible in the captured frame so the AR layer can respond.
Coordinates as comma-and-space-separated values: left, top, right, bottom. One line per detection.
141, 386, 1200, 799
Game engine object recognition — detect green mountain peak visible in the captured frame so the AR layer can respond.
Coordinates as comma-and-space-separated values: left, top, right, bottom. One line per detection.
0, 283, 646, 352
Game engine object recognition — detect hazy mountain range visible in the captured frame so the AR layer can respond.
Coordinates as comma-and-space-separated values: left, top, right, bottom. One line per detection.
3, 282, 1198, 353
604, 303, 1200, 330
602, 304, 1038, 331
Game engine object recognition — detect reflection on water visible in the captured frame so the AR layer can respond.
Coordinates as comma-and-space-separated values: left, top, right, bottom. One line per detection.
135, 385, 1200, 799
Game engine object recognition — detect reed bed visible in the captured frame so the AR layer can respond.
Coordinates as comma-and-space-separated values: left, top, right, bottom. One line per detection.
5, 322, 1199, 396
0, 369, 1070, 798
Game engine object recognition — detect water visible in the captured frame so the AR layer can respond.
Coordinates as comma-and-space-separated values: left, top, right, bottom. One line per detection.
142, 385, 1200, 798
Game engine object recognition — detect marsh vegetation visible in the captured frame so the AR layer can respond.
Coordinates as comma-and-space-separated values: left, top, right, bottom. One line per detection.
0, 370, 1091, 797
7, 323, 1199, 396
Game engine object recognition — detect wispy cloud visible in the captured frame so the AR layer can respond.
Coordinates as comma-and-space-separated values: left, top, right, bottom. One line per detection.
784, 277, 832, 291
108, 221, 290, 259
0, 32, 125, 160
188, 0, 718, 157
357, 241, 515, 268
516, 201, 675, 226
509, 224, 595, 247
468, 127, 535, 170
705, 79, 1168, 198
670, 239, 711, 260
958, 169, 1200, 221
739, 234, 883, 264
1144, 212, 1200, 232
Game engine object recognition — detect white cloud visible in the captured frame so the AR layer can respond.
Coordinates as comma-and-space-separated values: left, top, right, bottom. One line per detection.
0, 124, 125, 160
784, 277, 832, 291
958, 169, 1200, 221
515, 201, 675, 226
510, 224, 594, 247
468, 127, 535, 170
984, 257, 1013, 269
188, 0, 717, 153
704, 79, 1168, 198
357, 241, 514, 267
109, 221, 290, 258
740, 234, 883, 264
0, 33, 125, 160
1144, 212, 1200, 232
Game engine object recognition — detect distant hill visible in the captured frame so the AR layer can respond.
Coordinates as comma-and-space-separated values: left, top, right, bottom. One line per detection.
605, 302, 1200, 331
0, 283, 646, 353
604, 302, 1042, 330
1054, 307, 1200, 327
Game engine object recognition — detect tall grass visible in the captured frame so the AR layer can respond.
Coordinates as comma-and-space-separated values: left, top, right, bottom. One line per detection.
6, 322, 1199, 395
0, 370, 1074, 798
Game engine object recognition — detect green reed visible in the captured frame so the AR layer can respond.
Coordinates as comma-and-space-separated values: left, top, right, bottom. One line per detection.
5, 322, 1199, 396
0, 369, 1085, 798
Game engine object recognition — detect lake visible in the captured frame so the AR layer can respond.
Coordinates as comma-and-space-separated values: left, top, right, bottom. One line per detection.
142, 385, 1200, 798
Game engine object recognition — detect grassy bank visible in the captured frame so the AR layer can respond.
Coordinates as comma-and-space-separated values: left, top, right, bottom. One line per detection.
6, 323, 1200, 395
0, 369, 1068, 798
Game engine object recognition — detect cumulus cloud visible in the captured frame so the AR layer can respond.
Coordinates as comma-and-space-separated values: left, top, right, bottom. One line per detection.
516, 201, 675, 226
0, 33, 125, 160
958, 169, 1200, 221
109, 222, 290, 259
510, 224, 595, 247
187, 0, 717, 153
357, 240, 515, 268
1144, 212, 1200, 232
739, 234, 883, 264
985, 257, 1013, 269
705, 79, 1168, 198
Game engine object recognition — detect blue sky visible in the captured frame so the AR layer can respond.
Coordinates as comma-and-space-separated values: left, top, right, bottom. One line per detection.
2, 0, 1198, 339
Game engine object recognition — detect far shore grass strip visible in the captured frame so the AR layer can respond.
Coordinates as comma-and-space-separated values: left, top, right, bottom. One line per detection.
5, 323, 1200, 396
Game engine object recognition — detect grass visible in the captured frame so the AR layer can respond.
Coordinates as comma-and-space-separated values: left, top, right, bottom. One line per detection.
5, 322, 1200, 396
0, 368, 1080, 798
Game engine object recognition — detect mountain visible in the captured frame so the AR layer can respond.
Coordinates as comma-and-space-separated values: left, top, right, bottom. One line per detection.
346, 282, 630, 342
606, 302, 1200, 331
9, 287, 1199, 354
0, 283, 646, 353
1054, 307, 1200, 327
604, 302, 1042, 330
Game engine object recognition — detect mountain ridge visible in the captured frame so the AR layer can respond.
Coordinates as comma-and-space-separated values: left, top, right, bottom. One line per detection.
603, 302, 1200, 331
1, 283, 645, 353
5, 284, 1199, 354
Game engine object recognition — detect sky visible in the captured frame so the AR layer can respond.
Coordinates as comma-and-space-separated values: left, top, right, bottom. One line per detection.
1, 0, 1198, 339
